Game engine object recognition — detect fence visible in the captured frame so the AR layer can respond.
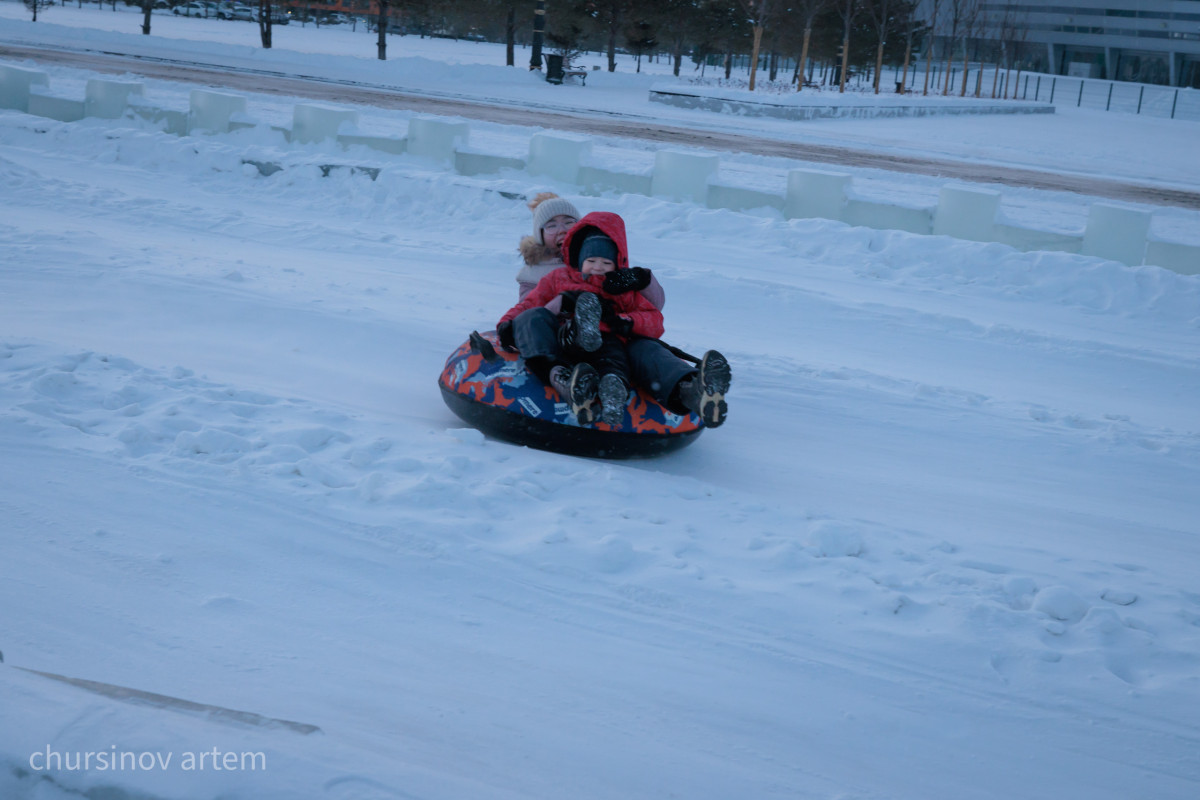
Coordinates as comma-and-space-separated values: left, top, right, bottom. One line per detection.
691, 57, 1200, 122
904, 63, 1199, 122
1021, 74, 1200, 122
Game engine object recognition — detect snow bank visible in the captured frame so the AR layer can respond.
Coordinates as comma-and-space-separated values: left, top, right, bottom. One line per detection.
4, 58, 1198, 272
649, 82, 1056, 121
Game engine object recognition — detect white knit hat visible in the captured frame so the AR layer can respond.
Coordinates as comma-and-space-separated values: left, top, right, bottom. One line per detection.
531, 195, 580, 245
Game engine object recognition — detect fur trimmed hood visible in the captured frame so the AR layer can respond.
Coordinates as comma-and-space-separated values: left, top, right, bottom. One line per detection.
518, 234, 563, 267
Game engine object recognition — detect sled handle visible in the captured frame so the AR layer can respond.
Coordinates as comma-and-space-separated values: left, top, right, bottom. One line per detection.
469, 331, 500, 362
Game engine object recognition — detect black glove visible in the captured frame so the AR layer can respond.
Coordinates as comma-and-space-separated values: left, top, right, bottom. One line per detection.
557, 290, 582, 315
496, 320, 517, 350
602, 267, 651, 295
599, 298, 634, 337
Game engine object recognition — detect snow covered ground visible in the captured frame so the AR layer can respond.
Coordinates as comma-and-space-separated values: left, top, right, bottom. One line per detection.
4, 2, 1200, 245
2, 6, 1200, 800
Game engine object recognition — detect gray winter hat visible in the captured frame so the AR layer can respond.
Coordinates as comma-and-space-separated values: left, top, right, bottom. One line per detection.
577, 233, 618, 266
532, 196, 580, 244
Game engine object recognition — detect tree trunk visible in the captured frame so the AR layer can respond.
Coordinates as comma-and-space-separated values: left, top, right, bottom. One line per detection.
748, 26, 763, 90
505, 6, 515, 66
960, 42, 969, 96
839, 2, 852, 94
943, 43, 954, 95
839, 35, 850, 92
796, 26, 816, 91
724, 50, 732, 80
141, 0, 151, 34
259, 1, 273, 49
377, 0, 389, 60
923, 44, 932, 95
873, 41, 885, 93
607, 11, 618, 72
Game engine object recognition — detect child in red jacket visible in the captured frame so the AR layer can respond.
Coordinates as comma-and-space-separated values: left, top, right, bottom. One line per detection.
497, 212, 663, 426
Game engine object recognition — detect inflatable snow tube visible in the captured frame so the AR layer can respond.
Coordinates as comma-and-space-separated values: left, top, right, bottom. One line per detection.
438, 331, 704, 459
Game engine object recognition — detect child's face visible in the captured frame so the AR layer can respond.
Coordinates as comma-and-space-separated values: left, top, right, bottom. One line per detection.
542, 215, 577, 249
581, 257, 616, 276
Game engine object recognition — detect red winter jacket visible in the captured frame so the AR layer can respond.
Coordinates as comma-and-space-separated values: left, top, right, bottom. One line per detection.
497, 212, 665, 340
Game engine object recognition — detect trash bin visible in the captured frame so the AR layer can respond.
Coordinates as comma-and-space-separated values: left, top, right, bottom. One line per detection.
895, 80, 905, 94
546, 54, 564, 85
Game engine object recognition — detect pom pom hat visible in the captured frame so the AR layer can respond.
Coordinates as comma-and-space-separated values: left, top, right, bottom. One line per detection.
530, 194, 580, 245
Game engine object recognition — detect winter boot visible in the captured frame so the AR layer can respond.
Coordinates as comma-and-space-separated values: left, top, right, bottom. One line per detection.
567, 362, 600, 425
598, 373, 628, 427
678, 350, 731, 428
548, 364, 572, 399
559, 291, 602, 353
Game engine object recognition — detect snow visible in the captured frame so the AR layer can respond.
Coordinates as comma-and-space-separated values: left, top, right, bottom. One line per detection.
2, 5, 1200, 800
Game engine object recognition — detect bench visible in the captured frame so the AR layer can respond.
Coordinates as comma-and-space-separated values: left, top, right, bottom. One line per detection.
546, 55, 587, 86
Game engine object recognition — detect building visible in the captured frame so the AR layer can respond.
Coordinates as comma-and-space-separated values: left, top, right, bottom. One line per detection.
972, 2, 1200, 87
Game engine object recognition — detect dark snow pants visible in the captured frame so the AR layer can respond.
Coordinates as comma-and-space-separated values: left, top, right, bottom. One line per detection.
513, 307, 632, 387
626, 337, 697, 411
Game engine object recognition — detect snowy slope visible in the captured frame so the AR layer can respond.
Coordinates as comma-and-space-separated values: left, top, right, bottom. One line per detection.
3, 13, 1200, 800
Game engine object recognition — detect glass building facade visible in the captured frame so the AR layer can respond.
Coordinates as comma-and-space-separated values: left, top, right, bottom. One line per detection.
969, 1, 1200, 86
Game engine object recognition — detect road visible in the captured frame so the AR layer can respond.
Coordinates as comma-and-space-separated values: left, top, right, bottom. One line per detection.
4, 42, 1199, 210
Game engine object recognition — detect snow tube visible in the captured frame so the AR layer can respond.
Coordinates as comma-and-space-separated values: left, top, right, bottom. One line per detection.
438, 331, 704, 459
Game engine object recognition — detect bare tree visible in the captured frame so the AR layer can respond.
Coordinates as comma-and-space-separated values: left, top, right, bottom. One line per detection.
922, 0, 942, 96
897, 0, 919, 93
863, 0, 890, 94
941, 0, 967, 95
959, 0, 981, 96
791, 0, 829, 92
738, 0, 773, 91
988, 3, 1005, 98
24, 0, 53, 22
835, 0, 858, 93
1002, 5, 1030, 98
